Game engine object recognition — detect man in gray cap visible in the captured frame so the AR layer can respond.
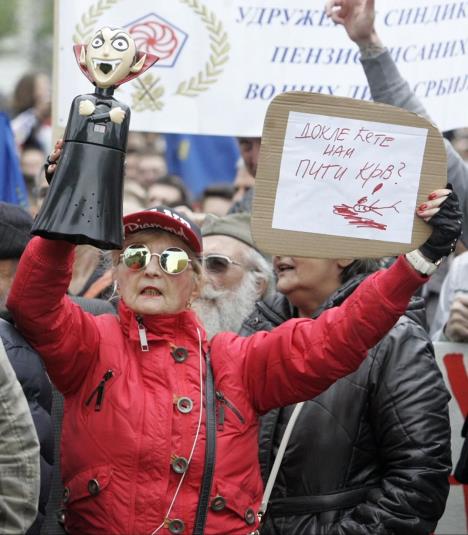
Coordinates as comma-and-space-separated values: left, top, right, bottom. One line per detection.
193, 212, 274, 339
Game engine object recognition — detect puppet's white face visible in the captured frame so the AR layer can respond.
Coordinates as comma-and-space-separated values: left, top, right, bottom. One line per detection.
85, 27, 136, 88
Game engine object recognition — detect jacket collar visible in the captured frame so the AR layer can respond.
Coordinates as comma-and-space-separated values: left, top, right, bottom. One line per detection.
118, 299, 209, 350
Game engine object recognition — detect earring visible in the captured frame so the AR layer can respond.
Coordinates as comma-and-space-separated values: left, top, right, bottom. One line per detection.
186, 299, 192, 309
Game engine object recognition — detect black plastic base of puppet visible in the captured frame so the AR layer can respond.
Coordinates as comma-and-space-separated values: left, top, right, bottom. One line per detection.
31, 141, 125, 250
30, 228, 123, 250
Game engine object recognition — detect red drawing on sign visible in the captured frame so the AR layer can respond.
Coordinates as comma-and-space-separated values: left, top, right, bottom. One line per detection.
333, 196, 402, 230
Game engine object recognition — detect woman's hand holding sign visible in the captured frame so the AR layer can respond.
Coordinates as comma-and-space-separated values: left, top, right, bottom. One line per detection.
417, 186, 462, 261
406, 186, 462, 275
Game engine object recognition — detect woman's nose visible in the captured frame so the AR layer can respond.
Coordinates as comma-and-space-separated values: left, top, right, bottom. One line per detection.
144, 254, 162, 276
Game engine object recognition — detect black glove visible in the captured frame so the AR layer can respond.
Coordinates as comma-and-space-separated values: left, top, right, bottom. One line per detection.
419, 184, 463, 262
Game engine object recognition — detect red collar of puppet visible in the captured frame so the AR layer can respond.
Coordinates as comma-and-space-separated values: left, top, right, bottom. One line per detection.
73, 44, 159, 88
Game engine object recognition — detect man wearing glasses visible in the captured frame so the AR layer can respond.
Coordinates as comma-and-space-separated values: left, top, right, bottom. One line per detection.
192, 212, 274, 339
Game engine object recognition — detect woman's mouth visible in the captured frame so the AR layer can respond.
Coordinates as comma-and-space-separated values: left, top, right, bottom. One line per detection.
141, 287, 162, 297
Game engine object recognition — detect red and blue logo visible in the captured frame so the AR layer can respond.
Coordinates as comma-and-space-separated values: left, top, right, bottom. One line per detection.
126, 13, 188, 68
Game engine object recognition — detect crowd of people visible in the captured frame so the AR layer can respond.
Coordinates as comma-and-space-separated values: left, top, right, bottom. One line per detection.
0, 0, 468, 534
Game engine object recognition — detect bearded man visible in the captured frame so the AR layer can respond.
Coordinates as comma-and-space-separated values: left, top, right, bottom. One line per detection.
193, 212, 273, 339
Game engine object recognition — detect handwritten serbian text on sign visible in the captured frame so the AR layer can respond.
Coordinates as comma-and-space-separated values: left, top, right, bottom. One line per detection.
272, 112, 428, 243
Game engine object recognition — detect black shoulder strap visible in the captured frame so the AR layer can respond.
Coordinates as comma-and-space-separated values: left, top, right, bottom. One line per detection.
193, 351, 216, 535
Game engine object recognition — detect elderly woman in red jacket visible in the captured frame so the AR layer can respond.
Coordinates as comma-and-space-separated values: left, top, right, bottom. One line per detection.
8, 193, 460, 534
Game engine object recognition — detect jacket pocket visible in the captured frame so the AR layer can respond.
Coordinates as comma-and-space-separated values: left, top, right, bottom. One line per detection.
209, 480, 258, 530
84, 368, 120, 412
215, 391, 245, 431
63, 464, 115, 532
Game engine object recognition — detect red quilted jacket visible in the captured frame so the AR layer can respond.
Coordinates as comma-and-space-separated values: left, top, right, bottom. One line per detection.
8, 238, 425, 535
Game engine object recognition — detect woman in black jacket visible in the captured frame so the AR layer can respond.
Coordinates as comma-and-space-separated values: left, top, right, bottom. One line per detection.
240, 257, 451, 535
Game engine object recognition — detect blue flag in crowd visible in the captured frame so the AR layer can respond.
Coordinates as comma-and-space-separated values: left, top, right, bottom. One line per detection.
0, 112, 29, 209
164, 134, 240, 198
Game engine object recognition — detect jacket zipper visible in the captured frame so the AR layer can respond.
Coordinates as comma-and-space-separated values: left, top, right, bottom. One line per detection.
85, 369, 114, 411
215, 391, 245, 431
136, 315, 149, 352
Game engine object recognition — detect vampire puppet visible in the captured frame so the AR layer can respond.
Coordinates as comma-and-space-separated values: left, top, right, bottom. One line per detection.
32, 27, 158, 249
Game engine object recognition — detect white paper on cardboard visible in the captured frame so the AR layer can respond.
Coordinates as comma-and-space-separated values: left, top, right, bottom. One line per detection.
272, 111, 428, 244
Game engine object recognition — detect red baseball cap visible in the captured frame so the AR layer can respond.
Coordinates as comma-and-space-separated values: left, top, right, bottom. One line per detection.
123, 206, 203, 254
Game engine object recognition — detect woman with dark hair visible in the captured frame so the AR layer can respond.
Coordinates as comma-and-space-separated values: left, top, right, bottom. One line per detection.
7, 184, 460, 535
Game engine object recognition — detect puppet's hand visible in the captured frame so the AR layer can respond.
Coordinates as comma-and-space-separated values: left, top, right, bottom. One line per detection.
79, 99, 96, 116
109, 107, 125, 124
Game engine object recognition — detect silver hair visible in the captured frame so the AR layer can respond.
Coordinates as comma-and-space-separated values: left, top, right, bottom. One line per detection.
193, 268, 260, 339
244, 247, 275, 299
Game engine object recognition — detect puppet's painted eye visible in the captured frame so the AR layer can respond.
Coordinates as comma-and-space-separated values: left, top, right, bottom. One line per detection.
91, 36, 104, 48
112, 37, 129, 51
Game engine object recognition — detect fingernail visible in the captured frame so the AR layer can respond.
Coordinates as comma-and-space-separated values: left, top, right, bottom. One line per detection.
429, 193, 437, 200
419, 203, 428, 211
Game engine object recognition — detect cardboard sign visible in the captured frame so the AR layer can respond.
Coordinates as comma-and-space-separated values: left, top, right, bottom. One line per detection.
252, 92, 446, 259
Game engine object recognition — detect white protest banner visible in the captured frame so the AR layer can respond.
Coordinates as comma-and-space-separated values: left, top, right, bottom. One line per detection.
434, 342, 468, 535
272, 112, 428, 244
251, 92, 445, 259
54, 0, 468, 136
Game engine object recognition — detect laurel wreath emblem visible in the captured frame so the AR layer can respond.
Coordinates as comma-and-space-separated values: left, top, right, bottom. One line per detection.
176, 0, 230, 97
131, 74, 165, 111
73, 0, 229, 111
72, 0, 120, 44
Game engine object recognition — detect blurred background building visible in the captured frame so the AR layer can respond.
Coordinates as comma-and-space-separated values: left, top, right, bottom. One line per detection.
0, 0, 53, 99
